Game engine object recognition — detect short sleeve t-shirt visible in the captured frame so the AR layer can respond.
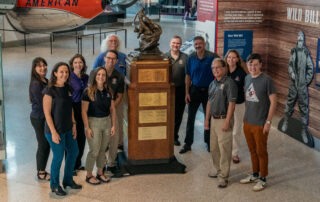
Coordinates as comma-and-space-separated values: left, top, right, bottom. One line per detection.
229, 66, 247, 104
107, 69, 124, 99
166, 51, 188, 87
82, 88, 112, 117
208, 76, 238, 116
244, 73, 276, 126
43, 85, 73, 134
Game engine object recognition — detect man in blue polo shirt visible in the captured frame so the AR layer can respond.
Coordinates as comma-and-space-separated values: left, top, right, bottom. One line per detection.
180, 36, 219, 154
92, 34, 127, 77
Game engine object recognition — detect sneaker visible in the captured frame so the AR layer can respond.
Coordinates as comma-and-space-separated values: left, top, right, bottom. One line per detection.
253, 179, 266, 191
240, 174, 259, 184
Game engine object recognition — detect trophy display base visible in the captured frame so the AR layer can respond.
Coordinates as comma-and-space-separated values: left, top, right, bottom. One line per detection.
278, 117, 314, 148
112, 152, 186, 177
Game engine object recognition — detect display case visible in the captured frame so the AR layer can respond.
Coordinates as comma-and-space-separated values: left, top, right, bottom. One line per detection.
0, 34, 6, 170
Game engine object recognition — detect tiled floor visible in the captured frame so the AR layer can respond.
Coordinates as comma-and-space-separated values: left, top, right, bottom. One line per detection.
0, 21, 320, 202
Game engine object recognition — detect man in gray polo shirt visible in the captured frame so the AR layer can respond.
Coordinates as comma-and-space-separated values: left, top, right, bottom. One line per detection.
204, 58, 237, 188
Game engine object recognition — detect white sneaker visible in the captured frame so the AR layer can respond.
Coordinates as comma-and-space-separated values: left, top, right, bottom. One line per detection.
240, 174, 259, 184
253, 179, 266, 191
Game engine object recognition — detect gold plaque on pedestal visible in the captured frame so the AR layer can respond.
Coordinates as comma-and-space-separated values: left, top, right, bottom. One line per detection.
139, 92, 167, 107
138, 126, 167, 140
139, 109, 167, 123
138, 69, 167, 83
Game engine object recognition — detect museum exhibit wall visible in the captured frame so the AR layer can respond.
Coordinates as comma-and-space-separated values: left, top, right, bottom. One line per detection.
217, 0, 320, 139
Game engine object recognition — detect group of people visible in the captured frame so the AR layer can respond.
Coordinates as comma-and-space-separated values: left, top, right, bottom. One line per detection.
168, 35, 276, 191
29, 33, 277, 197
29, 34, 126, 196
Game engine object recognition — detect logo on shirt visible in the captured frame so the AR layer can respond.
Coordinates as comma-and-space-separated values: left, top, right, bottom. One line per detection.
235, 76, 240, 81
106, 92, 111, 98
246, 83, 259, 102
220, 84, 225, 90
179, 59, 183, 64
112, 78, 118, 85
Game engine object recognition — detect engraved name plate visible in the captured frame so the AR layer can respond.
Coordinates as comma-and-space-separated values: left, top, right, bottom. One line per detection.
138, 69, 167, 83
139, 109, 167, 123
139, 92, 167, 107
138, 126, 167, 140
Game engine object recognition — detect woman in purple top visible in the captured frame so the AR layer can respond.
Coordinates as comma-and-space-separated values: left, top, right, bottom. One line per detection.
29, 57, 51, 181
69, 54, 89, 173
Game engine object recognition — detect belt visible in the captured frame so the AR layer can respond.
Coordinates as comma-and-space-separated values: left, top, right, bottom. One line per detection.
192, 85, 208, 91
212, 115, 226, 119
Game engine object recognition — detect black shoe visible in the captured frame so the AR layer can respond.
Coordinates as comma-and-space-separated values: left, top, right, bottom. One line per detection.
76, 166, 85, 171
107, 166, 117, 174
179, 145, 191, 154
72, 170, 77, 176
51, 186, 67, 196
206, 144, 210, 152
118, 145, 124, 151
217, 180, 228, 188
63, 181, 82, 189
174, 140, 181, 146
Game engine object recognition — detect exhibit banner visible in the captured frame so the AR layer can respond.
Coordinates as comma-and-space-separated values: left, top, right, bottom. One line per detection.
196, 0, 217, 52
316, 38, 320, 87
223, 30, 253, 61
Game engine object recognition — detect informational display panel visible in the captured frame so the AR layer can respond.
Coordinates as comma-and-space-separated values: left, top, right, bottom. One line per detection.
223, 30, 253, 61
196, 0, 217, 52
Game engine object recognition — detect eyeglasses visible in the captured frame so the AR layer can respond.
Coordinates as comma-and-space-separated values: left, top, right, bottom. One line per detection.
212, 66, 224, 70
105, 57, 117, 61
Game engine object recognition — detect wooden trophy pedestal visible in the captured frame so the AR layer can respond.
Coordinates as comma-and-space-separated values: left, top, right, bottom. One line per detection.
125, 53, 175, 165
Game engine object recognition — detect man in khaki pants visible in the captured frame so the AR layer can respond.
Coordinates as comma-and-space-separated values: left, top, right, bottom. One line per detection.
104, 50, 125, 174
204, 58, 237, 188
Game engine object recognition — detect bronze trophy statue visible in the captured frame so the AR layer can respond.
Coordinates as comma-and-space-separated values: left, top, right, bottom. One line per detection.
133, 7, 162, 52
122, 8, 186, 174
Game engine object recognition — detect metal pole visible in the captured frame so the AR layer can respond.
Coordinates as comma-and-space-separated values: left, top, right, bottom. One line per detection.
125, 29, 127, 48
50, 34, 53, 55
93, 34, 94, 55
80, 37, 82, 55
24, 34, 26, 52
99, 26, 102, 45
77, 36, 80, 53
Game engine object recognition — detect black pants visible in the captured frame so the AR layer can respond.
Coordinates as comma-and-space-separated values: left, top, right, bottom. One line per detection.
30, 116, 50, 171
72, 102, 86, 169
184, 85, 210, 148
174, 86, 186, 141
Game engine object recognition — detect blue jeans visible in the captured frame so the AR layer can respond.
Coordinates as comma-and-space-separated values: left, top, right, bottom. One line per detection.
45, 130, 79, 188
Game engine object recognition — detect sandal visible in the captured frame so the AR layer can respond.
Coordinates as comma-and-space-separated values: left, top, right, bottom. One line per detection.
37, 171, 50, 181
85, 176, 101, 185
96, 174, 111, 183
233, 155, 240, 164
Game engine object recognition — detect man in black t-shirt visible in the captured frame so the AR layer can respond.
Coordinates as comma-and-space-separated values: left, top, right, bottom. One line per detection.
104, 50, 125, 174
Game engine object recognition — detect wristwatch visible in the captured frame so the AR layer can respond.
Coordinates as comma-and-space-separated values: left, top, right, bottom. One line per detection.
266, 120, 271, 125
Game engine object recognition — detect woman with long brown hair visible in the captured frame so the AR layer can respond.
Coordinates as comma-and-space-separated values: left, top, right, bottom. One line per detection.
224, 50, 247, 164
82, 67, 116, 185
29, 57, 50, 181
